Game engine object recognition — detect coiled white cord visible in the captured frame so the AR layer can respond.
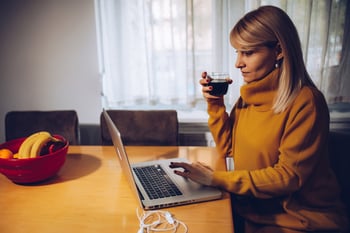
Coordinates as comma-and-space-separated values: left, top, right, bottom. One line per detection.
136, 208, 188, 233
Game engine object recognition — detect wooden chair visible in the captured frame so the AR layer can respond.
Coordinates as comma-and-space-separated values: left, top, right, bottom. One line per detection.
5, 110, 80, 145
100, 110, 178, 146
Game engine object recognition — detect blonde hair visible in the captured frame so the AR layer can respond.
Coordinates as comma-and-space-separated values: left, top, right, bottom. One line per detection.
230, 5, 316, 113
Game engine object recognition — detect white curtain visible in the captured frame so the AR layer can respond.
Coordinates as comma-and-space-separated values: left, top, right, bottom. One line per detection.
95, 0, 349, 113
322, 0, 350, 107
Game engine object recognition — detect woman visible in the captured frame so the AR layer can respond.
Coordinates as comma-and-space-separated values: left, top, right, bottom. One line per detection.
170, 5, 349, 233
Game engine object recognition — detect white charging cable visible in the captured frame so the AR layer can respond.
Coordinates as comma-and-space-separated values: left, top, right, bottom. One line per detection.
136, 208, 188, 233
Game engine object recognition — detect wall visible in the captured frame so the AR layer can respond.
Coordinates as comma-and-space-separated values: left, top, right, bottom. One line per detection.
0, 0, 101, 143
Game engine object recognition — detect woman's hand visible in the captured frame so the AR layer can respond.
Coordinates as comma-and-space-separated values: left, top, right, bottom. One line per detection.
169, 161, 214, 186
200, 71, 233, 100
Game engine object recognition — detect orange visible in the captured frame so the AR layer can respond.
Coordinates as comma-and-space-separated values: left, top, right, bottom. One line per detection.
0, 148, 14, 159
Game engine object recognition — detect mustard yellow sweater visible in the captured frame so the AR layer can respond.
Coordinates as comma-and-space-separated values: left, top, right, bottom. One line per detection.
208, 69, 348, 231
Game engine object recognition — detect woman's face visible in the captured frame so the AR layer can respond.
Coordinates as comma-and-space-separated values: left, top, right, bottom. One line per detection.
234, 45, 281, 83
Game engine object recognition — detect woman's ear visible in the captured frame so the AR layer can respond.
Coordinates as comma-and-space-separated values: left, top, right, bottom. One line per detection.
275, 43, 283, 60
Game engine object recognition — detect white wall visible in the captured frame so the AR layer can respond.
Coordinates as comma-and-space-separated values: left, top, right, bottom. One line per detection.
0, 0, 102, 142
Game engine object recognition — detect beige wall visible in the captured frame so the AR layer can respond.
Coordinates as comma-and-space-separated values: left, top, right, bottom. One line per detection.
0, 0, 101, 142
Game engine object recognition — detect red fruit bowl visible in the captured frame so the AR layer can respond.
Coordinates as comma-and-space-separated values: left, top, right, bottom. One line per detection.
0, 135, 68, 184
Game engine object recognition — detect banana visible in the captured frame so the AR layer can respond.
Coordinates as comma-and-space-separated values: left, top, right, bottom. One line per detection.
18, 131, 51, 159
29, 133, 58, 158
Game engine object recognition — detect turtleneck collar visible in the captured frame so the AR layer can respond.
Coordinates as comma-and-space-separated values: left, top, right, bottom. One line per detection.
240, 68, 280, 111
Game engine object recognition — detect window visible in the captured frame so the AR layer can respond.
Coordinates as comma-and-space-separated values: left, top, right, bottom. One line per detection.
95, 0, 349, 122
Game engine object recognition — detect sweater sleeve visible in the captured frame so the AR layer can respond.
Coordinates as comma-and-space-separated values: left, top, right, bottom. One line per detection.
207, 98, 235, 159
211, 88, 330, 198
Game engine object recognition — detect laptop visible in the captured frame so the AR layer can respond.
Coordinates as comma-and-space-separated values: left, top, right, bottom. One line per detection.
103, 109, 222, 210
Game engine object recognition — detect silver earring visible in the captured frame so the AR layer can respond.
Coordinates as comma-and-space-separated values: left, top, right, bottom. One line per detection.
275, 62, 279, 68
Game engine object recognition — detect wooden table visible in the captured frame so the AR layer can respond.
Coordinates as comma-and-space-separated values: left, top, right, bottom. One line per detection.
0, 146, 233, 233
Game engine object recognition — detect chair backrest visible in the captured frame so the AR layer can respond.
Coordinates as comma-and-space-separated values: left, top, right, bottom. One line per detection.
100, 110, 178, 146
328, 130, 350, 220
5, 110, 80, 145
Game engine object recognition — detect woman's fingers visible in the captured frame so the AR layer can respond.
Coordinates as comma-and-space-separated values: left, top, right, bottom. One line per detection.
169, 162, 192, 178
169, 161, 214, 186
169, 161, 190, 169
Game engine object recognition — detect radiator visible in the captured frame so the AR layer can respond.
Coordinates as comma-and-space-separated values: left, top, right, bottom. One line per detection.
179, 122, 215, 146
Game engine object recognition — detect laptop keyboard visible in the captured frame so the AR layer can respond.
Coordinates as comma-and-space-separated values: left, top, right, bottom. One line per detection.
133, 165, 183, 200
